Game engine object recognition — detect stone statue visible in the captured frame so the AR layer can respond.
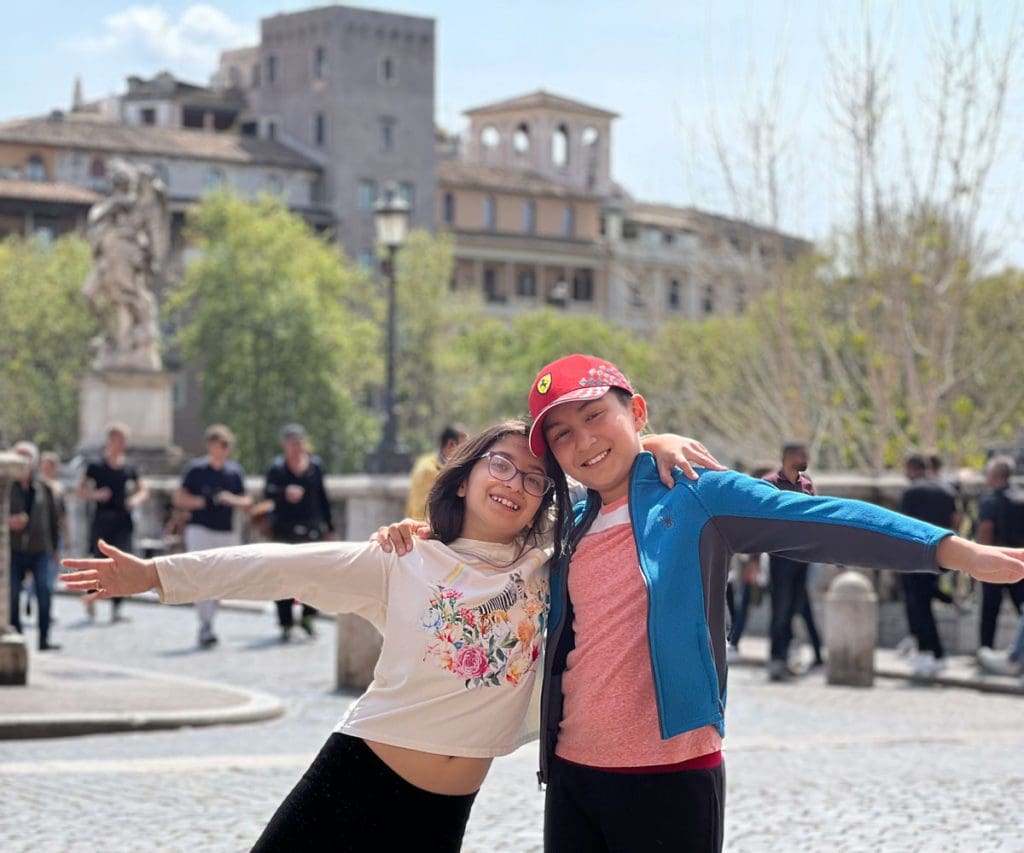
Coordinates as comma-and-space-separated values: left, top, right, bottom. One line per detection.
82, 159, 168, 371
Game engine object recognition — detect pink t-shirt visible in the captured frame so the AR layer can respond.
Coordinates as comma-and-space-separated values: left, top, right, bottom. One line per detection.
555, 497, 722, 768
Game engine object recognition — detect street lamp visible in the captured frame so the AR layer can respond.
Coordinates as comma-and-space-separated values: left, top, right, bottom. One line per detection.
366, 182, 411, 474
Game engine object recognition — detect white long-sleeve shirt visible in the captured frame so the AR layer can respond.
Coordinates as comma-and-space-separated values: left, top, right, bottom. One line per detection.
154, 537, 551, 757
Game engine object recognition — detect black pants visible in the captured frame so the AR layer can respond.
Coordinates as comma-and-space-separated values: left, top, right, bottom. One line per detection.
979, 580, 1024, 649
275, 598, 318, 628
252, 733, 476, 852
769, 556, 820, 662
902, 572, 944, 658
544, 756, 725, 853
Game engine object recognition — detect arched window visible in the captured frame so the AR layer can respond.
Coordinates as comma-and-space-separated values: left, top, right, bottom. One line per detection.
513, 123, 530, 156
668, 279, 681, 310
480, 125, 500, 149
314, 45, 327, 79
552, 124, 569, 167
26, 154, 45, 181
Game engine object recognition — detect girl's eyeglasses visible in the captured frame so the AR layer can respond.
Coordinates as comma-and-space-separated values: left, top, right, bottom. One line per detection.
479, 452, 554, 498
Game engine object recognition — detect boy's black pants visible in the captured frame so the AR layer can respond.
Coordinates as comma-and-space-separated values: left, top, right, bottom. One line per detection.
544, 756, 725, 852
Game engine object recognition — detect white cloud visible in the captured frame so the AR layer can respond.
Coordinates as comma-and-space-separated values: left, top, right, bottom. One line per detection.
64, 4, 255, 71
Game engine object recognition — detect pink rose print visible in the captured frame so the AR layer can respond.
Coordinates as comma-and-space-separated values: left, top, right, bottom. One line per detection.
453, 645, 490, 679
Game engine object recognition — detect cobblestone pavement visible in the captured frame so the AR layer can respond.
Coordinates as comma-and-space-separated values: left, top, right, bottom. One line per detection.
2, 595, 1022, 852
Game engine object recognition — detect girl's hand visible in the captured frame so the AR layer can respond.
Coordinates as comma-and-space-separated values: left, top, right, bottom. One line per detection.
935, 537, 1024, 584
642, 434, 727, 487
60, 539, 161, 601
371, 518, 432, 556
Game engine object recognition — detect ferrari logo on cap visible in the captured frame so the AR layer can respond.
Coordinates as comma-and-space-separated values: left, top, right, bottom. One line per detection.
537, 373, 552, 394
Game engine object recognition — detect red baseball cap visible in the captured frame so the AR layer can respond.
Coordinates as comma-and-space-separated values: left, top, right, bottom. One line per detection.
528, 354, 635, 457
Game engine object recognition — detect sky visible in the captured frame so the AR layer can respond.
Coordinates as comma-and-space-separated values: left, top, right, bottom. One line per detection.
2, 1, 1023, 262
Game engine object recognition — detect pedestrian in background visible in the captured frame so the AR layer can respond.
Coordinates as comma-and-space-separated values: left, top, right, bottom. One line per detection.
763, 442, 824, 680
898, 451, 960, 677
173, 424, 251, 648
263, 424, 334, 640
404, 425, 467, 521
9, 441, 61, 651
976, 455, 1024, 651
77, 422, 149, 623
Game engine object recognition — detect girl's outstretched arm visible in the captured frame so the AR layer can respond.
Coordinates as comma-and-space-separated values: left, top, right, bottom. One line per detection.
61, 539, 160, 602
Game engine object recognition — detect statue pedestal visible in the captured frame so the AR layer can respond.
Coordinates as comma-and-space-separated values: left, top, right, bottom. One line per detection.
79, 369, 182, 473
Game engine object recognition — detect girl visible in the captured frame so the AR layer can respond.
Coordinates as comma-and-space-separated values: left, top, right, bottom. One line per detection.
61, 421, 719, 852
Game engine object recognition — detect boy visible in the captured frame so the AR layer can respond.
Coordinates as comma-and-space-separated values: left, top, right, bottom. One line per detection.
528, 354, 1024, 853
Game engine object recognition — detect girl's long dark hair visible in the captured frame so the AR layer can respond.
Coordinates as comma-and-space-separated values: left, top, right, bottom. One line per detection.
426, 420, 573, 562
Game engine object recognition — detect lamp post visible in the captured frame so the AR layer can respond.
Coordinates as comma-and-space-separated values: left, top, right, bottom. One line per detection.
366, 182, 411, 474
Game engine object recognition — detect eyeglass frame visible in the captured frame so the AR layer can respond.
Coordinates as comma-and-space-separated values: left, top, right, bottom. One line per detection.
477, 452, 555, 498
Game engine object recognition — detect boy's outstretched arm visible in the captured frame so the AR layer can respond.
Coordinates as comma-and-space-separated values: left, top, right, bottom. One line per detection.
641, 434, 726, 486
935, 537, 1024, 584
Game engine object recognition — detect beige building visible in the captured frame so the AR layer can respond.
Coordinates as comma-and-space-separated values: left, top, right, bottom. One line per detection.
438, 89, 811, 334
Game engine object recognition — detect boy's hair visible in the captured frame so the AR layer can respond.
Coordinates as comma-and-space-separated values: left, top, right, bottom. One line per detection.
204, 423, 235, 446
781, 442, 806, 459
427, 420, 572, 562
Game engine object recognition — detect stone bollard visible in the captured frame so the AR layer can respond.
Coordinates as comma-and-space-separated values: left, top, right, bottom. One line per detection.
334, 475, 407, 691
0, 451, 30, 686
825, 570, 877, 687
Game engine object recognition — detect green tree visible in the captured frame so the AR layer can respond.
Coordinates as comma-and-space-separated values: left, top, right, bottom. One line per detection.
0, 235, 97, 452
443, 310, 654, 431
169, 191, 382, 472
391, 230, 478, 454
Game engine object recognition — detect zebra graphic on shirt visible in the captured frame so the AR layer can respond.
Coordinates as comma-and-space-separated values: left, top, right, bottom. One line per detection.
475, 572, 527, 617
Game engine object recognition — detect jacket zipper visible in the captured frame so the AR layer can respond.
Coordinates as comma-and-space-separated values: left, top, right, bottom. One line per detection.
628, 454, 670, 739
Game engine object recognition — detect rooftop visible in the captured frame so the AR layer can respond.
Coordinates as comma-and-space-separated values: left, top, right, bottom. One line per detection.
464, 89, 618, 120
0, 178, 100, 206
438, 159, 599, 200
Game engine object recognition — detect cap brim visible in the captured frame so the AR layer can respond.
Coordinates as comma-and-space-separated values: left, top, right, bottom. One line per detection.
528, 386, 611, 457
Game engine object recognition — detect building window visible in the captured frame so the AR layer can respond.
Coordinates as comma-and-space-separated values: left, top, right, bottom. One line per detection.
140, 108, 156, 126
552, 124, 570, 167
572, 269, 594, 302
379, 117, 396, 153
480, 125, 500, 149
443, 192, 455, 225
523, 200, 536, 233
563, 203, 575, 237
266, 55, 277, 85
358, 179, 377, 212
152, 163, 170, 188
483, 195, 496, 230
736, 283, 747, 314
266, 120, 277, 140
668, 278, 681, 310
582, 126, 599, 147
702, 284, 715, 315
397, 181, 415, 212
358, 249, 376, 270
380, 55, 395, 83
517, 270, 536, 298
26, 154, 45, 181
252, 63, 261, 88
513, 123, 530, 156
314, 45, 327, 79
483, 267, 505, 302
206, 168, 226, 190
314, 112, 326, 146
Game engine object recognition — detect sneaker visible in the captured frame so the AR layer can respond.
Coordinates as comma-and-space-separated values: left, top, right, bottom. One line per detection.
300, 614, 317, 637
726, 644, 741, 664
977, 647, 1024, 677
896, 635, 917, 658
280, 626, 293, 643
199, 633, 219, 649
910, 652, 942, 678
38, 641, 62, 652
768, 659, 796, 682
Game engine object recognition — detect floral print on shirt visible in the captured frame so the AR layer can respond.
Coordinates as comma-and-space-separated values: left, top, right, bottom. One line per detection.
420, 571, 549, 688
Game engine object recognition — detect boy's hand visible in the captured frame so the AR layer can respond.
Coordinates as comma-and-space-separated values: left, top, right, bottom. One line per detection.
642, 434, 726, 486
935, 536, 1024, 584
371, 518, 432, 556
60, 539, 161, 601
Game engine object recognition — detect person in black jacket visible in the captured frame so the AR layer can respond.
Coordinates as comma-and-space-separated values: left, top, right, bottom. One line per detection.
9, 441, 60, 650
263, 424, 334, 640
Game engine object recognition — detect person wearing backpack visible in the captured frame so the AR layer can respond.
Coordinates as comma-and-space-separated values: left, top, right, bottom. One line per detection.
976, 455, 1024, 651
